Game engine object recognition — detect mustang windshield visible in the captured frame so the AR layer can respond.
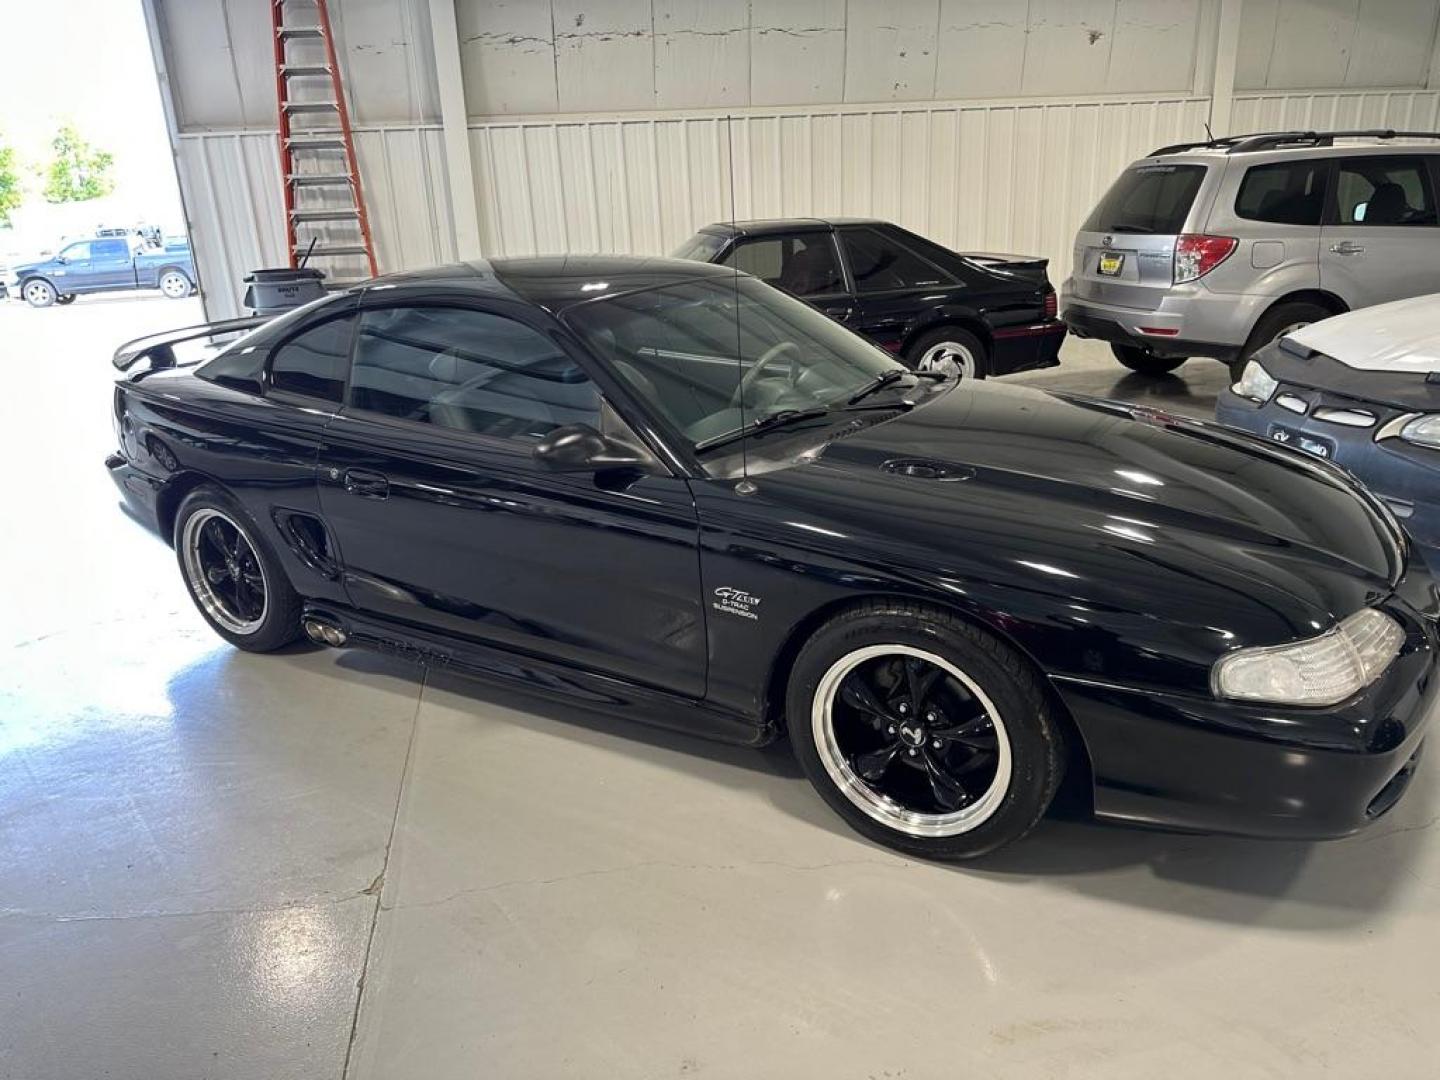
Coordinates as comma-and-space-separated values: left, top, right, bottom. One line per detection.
564, 276, 909, 449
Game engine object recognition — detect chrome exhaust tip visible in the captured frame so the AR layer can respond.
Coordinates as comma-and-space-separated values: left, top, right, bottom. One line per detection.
302, 617, 348, 647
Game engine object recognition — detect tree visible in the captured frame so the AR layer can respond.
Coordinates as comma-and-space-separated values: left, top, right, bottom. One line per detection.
0, 141, 20, 226
42, 123, 115, 203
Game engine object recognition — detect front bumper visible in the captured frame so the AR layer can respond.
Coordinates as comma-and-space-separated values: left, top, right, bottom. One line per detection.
1058, 580, 1439, 839
1216, 388, 1440, 562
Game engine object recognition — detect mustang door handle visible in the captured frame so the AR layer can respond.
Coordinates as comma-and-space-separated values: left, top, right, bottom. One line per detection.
342, 468, 390, 499
1329, 241, 1365, 255
819, 304, 855, 321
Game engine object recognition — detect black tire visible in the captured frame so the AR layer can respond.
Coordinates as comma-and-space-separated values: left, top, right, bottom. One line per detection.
54, 294, 76, 305
786, 600, 1064, 860
1231, 300, 1333, 380
173, 485, 303, 652
1111, 343, 1185, 376
21, 279, 56, 308
905, 326, 989, 380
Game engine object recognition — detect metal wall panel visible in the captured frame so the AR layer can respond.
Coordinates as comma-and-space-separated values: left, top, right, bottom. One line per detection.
175, 88, 1440, 321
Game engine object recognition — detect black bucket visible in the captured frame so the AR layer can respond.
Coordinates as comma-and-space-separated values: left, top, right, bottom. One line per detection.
242, 267, 327, 315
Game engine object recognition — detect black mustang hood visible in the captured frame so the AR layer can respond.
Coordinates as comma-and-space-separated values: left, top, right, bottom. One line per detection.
756, 381, 1403, 655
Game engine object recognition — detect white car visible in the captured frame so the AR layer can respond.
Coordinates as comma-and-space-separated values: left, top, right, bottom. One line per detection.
1216, 293, 1440, 569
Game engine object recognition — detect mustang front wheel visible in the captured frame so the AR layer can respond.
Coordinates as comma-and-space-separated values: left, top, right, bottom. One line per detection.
175, 487, 302, 651
787, 602, 1063, 859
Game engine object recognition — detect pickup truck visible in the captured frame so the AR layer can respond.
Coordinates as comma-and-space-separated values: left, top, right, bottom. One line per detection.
5, 236, 196, 307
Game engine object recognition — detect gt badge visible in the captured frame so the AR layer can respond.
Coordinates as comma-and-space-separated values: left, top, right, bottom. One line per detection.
712, 586, 761, 620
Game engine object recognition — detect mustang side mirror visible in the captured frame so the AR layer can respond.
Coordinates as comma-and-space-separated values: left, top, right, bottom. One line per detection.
533, 423, 660, 475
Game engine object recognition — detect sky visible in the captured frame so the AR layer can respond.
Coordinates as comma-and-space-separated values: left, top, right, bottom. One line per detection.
0, 0, 184, 240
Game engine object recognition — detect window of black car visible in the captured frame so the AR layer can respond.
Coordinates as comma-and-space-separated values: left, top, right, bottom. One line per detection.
348, 305, 600, 440
1333, 156, 1437, 226
197, 293, 354, 393
267, 314, 356, 402
1082, 164, 1205, 234
564, 276, 904, 451
840, 228, 951, 292
670, 232, 728, 262
1235, 160, 1326, 225
720, 234, 845, 297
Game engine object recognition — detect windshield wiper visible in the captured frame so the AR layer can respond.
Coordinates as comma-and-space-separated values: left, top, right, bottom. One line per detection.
696, 407, 830, 451
846, 369, 914, 404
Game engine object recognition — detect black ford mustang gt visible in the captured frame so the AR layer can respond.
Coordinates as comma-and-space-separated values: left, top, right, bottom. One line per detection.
107, 256, 1436, 860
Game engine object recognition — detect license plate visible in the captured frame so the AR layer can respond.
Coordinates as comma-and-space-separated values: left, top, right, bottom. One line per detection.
1268, 424, 1335, 459
1097, 251, 1125, 276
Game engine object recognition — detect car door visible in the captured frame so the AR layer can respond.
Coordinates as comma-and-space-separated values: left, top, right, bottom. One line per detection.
87, 238, 136, 290
51, 241, 97, 292
835, 225, 959, 352
1320, 154, 1440, 308
720, 231, 859, 331
315, 296, 707, 698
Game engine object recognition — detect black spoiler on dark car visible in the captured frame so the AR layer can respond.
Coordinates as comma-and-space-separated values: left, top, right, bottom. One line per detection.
113, 315, 271, 372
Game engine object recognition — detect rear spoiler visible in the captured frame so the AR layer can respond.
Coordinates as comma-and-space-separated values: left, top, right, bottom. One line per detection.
961, 251, 1049, 272
113, 315, 271, 372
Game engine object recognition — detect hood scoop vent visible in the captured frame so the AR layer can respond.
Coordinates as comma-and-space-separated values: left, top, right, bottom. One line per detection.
880, 458, 974, 482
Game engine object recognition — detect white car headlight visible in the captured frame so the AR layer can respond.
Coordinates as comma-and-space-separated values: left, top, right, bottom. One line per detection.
1399, 414, 1440, 450
1232, 359, 1278, 403
1212, 608, 1404, 706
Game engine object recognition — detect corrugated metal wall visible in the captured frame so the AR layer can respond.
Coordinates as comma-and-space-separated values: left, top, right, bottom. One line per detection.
180, 88, 1440, 319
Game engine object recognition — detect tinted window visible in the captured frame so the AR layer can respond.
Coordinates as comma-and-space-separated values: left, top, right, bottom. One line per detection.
722, 234, 844, 296
60, 242, 92, 262
1235, 160, 1325, 225
1082, 164, 1205, 234
349, 306, 599, 440
670, 232, 727, 262
1334, 156, 1436, 226
269, 315, 355, 402
92, 239, 130, 259
840, 228, 949, 292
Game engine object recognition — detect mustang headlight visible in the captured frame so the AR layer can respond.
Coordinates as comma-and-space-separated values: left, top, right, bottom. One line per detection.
1212, 608, 1404, 706
1399, 414, 1440, 450
1232, 359, 1278, 403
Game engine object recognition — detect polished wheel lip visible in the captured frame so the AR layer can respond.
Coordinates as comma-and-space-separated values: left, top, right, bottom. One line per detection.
180, 508, 268, 635
160, 272, 190, 298
812, 643, 1013, 838
917, 340, 976, 378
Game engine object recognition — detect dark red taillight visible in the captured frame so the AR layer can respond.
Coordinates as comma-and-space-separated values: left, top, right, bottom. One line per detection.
1173, 234, 1237, 284
1043, 289, 1057, 318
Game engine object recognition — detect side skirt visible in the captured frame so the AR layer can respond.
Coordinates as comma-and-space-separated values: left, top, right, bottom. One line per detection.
302, 602, 774, 748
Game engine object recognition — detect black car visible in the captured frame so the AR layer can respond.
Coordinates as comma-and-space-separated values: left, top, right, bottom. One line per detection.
108, 256, 1435, 860
673, 218, 1064, 379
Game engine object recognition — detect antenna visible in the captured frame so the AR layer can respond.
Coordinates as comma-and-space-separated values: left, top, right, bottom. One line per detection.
724, 113, 752, 492
1204, 120, 1215, 143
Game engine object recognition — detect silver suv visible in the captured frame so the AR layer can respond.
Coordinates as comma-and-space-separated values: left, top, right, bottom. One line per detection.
1061, 129, 1440, 377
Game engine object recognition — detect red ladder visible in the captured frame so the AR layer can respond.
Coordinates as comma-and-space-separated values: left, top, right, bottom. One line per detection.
269, 0, 378, 283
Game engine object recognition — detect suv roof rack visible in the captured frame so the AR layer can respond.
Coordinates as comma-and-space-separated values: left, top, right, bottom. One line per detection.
1148, 129, 1440, 157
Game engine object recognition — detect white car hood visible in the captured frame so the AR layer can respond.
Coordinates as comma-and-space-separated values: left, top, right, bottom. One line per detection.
1285, 294, 1440, 373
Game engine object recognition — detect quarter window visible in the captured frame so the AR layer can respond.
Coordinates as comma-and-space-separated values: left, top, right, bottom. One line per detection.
268, 314, 356, 402
721, 234, 845, 297
1334, 157, 1436, 226
348, 306, 600, 440
1235, 161, 1325, 225
840, 228, 950, 293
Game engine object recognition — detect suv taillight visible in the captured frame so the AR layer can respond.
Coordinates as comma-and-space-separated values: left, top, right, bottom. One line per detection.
1043, 289, 1057, 318
1173, 234, 1237, 284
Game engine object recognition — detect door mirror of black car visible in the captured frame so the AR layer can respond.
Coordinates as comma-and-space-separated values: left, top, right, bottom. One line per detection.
533, 423, 660, 475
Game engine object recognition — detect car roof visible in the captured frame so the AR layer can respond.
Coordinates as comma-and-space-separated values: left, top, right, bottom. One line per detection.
366, 255, 740, 313
698, 217, 886, 237
1141, 140, 1440, 167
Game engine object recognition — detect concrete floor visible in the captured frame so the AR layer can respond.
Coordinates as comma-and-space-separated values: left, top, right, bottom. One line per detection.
3, 294, 1437, 1079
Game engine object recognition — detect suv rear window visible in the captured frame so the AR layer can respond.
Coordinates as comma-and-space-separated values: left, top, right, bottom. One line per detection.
1082, 164, 1205, 235
1235, 161, 1326, 225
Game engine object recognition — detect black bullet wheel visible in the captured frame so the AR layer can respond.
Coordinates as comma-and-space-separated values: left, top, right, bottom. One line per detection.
787, 602, 1063, 859
174, 487, 302, 652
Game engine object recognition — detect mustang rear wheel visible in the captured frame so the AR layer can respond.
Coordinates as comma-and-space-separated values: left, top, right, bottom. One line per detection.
906, 326, 987, 379
787, 601, 1063, 859
175, 487, 302, 652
